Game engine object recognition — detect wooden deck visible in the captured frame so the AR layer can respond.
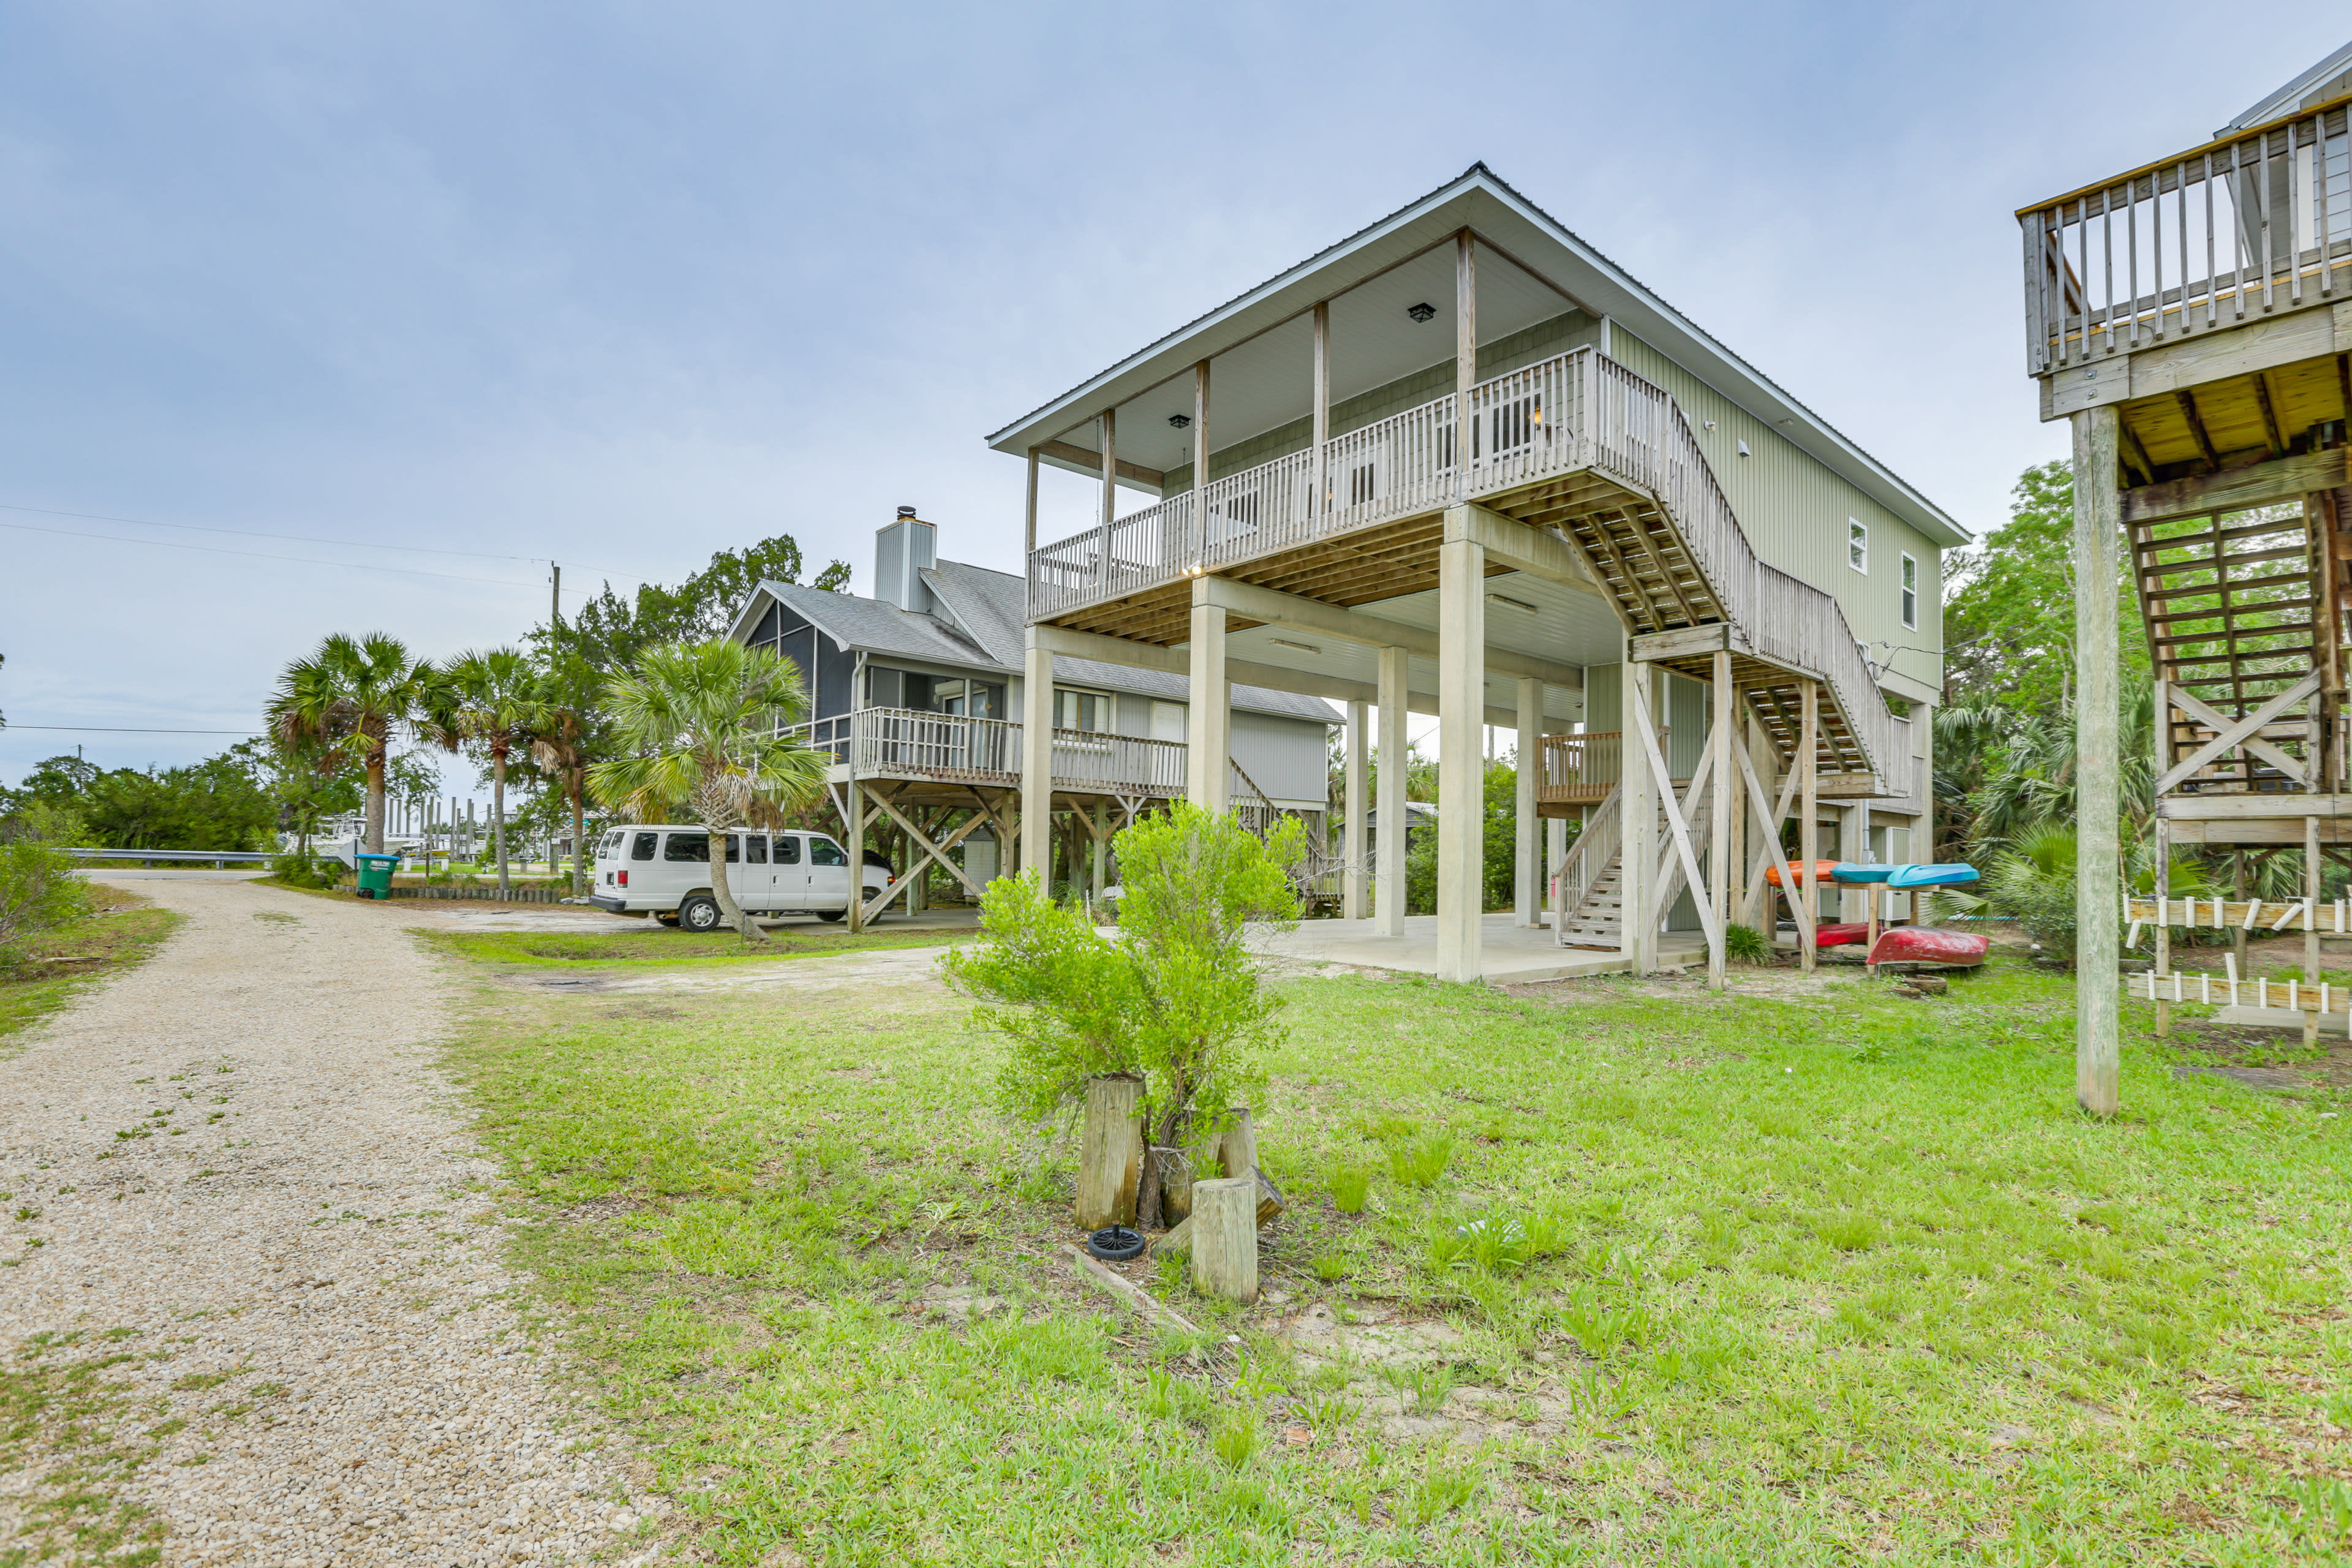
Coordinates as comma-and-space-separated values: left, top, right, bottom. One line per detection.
1028, 347, 1903, 794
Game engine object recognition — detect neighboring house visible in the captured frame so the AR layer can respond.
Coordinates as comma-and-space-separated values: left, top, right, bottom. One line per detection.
726, 508, 1340, 921
988, 163, 1969, 982
2018, 42, 2352, 1064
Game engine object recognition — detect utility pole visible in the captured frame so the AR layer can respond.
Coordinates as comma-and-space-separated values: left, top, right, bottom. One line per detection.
550, 562, 561, 633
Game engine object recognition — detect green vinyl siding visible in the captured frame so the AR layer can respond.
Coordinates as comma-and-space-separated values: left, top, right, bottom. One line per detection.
1604, 328, 1942, 699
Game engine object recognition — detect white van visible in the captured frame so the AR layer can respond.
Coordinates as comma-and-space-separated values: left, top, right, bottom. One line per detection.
587, 825, 891, 931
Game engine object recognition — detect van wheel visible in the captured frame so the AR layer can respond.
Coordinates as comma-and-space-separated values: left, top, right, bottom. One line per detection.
678, 895, 723, 933
815, 909, 845, 922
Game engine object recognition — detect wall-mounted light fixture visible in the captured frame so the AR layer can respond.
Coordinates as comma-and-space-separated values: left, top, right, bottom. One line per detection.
1406, 302, 1436, 323
1485, 592, 1539, 614
1737, 440, 1751, 458
1167, 413, 1191, 429
1270, 638, 1323, 655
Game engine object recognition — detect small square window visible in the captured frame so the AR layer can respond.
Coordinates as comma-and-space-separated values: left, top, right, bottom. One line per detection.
1899, 552, 1918, 630
1847, 519, 1869, 575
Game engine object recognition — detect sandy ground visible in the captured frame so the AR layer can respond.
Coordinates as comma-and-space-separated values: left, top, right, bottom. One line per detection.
0, 876, 659, 1566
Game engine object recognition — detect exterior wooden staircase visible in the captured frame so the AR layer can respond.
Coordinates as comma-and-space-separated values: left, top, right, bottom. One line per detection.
2136, 496, 2335, 791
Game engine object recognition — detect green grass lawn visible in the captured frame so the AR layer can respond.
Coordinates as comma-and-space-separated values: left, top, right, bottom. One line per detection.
0, 893, 179, 1048
440, 948, 2352, 1566
420, 924, 968, 968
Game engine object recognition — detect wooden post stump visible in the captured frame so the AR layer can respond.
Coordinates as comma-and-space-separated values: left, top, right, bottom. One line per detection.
1216, 1107, 1257, 1182
1190, 1177, 1257, 1303
1154, 1147, 1194, 1224
1075, 1075, 1143, 1231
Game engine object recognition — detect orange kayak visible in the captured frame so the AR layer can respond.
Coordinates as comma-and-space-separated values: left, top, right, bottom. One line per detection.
1766, 859, 1842, 888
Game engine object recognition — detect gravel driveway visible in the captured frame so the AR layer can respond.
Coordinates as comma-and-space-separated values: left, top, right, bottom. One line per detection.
0, 878, 656, 1566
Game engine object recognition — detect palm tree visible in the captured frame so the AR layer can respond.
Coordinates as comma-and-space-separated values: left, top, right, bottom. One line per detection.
425, 647, 540, 895
527, 649, 603, 896
267, 633, 434, 854
587, 639, 829, 941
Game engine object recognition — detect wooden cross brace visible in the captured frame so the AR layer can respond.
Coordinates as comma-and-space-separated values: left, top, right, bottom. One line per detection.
2157, 673, 2321, 794
856, 794, 997, 923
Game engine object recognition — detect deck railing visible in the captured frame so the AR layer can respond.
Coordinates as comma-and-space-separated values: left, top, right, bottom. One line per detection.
1536, 730, 1621, 801
1030, 347, 1904, 784
789, 708, 1187, 799
2019, 94, 2352, 373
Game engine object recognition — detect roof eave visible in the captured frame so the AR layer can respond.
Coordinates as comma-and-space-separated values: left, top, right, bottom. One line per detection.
986, 164, 1969, 551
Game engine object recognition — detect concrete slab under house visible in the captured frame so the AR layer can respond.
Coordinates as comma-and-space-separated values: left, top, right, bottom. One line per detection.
986, 164, 1966, 986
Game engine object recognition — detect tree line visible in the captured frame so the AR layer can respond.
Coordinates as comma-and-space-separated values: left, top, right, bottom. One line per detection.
0, 534, 851, 903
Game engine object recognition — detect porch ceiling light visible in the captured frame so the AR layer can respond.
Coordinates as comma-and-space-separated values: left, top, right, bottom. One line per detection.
1407, 302, 1437, 323
1270, 638, 1322, 655
1167, 413, 1191, 428
1485, 592, 1538, 614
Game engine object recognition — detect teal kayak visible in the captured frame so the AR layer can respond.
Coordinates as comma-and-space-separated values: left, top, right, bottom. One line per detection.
1831, 862, 1894, 883
1884, 862, 1981, 889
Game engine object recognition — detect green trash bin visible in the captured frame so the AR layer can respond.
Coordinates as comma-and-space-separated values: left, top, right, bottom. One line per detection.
353, 852, 402, 900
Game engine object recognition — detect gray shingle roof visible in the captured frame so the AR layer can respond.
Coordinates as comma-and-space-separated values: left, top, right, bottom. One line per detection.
753, 562, 1342, 725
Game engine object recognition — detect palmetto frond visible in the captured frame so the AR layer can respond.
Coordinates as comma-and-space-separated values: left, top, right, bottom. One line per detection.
587, 639, 825, 831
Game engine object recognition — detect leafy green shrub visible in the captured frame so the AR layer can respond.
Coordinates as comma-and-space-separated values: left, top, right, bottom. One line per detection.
268, 850, 341, 889
1327, 1164, 1372, 1214
0, 813, 91, 968
944, 803, 1302, 1155
1722, 923, 1770, 965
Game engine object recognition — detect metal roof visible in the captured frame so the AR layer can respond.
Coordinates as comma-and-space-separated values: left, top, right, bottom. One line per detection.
2221, 40, 2352, 134
731, 565, 1343, 725
986, 164, 1968, 549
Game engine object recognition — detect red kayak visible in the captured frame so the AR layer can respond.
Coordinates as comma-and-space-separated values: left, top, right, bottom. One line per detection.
1866, 927, 1989, 968
1814, 922, 1870, 948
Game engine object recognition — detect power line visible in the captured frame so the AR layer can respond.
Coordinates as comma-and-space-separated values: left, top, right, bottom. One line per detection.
0, 518, 543, 587
0, 499, 652, 585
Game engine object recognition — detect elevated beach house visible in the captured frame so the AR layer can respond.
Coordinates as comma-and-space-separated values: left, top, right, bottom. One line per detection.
727, 508, 1340, 925
990, 165, 1966, 984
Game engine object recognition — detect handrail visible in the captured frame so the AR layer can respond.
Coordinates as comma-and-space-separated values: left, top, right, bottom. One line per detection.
1551, 784, 1619, 941
1029, 345, 1904, 785
2018, 97, 2352, 374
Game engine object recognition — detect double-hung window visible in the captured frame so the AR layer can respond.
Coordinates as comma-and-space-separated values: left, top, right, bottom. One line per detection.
1054, 688, 1112, 733
1847, 519, 1869, 575
1899, 552, 1918, 630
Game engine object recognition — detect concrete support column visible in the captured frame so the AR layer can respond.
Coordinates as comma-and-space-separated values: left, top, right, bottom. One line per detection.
1375, 646, 1408, 936
1436, 509, 1488, 982
1621, 658, 1656, 973
1343, 699, 1369, 921
1514, 677, 1542, 927
1545, 816, 1567, 926
1798, 679, 1820, 974
1841, 802, 1872, 921
1187, 581, 1231, 812
1020, 631, 1054, 879
1708, 651, 1733, 990
2071, 404, 2121, 1116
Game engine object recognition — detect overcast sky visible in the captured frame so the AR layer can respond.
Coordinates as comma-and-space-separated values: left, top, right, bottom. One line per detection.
0, 3, 2333, 789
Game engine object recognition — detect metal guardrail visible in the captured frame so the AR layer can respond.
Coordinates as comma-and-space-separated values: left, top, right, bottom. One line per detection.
65, 847, 273, 867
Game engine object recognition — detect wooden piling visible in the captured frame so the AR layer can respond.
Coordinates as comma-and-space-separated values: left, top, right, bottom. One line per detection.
1190, 1177, 1258, 1303
1075, 1075, 1143, 1230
